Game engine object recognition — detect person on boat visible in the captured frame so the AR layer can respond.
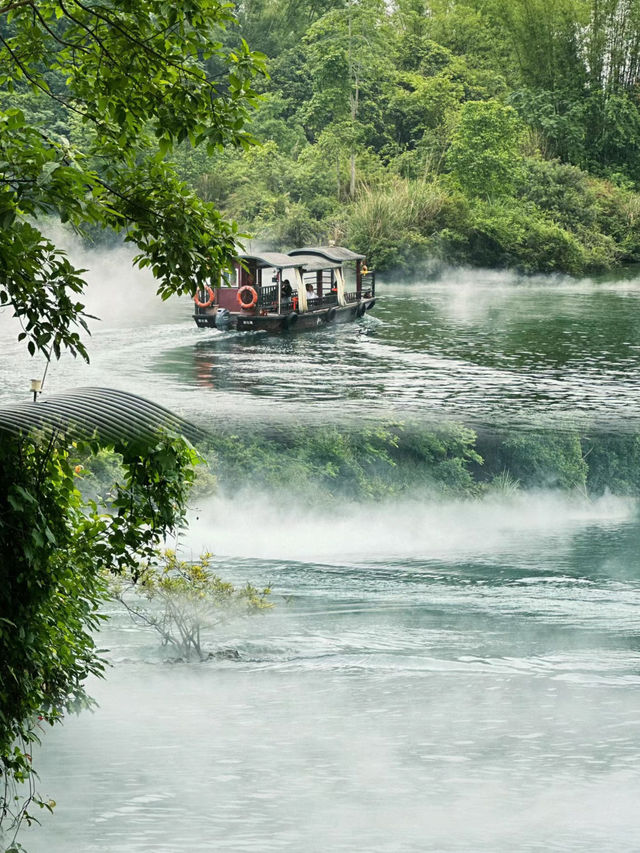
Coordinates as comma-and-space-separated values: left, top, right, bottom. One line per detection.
305, 282, 315, 302
281, 278, 293, 311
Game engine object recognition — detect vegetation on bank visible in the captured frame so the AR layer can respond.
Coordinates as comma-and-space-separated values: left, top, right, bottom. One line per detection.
171, 0, 640, 276
6, 1, 640, 276
202, 424, 640, 499
82, 424, 640, 503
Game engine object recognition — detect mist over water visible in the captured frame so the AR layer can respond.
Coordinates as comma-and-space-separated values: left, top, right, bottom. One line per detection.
26, 493, 640, 853
5, 241, 640, 851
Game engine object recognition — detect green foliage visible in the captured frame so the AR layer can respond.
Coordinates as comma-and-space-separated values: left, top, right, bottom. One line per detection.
0, 431, 199, 846
446, 100, 525, 198
583, 434, 640, 496
8, 0, 640, 277
112, 551, 271, 662
445, 197, 587, 274
483, 429, 588, 492
496, 0, 640, 179
203, 422, 640, 501
205, 421, 483, 501
0, 0, 266, 360
346, 178, 454, 269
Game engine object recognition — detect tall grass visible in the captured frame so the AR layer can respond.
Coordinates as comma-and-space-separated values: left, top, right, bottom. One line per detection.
347, 179, 450, 269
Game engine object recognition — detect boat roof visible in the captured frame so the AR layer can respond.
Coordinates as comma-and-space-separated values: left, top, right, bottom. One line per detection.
238, 251, 302, 269
287, 253, 341, 271
289, 245, 365, 262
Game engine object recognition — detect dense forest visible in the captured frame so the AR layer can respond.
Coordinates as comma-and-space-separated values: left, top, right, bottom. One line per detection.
185, 0, 640, 274
5, 0, 640, 274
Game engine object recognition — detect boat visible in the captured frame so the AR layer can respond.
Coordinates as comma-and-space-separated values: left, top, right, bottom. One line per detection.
192, 246, 376, 332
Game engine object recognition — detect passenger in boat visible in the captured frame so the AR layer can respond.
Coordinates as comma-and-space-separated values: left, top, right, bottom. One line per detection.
305, 282, 315, 303
281, 278, 293, 311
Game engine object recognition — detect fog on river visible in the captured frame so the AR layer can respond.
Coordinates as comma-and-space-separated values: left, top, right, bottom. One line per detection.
3, 238, 640, 852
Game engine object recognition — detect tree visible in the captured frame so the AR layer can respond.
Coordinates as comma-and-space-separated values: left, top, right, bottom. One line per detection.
0, 0, 266, 362
489, 0, 640, 179
302, 0, 392, 197
446, 100, 524, 197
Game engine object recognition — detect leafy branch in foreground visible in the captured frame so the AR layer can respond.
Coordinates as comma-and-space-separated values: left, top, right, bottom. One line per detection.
112, 550, 272, 662
0, 429, 200, 850
0, 0, 267, 360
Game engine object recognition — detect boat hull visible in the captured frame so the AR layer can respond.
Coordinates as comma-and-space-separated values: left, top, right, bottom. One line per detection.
193, 298, 376, 333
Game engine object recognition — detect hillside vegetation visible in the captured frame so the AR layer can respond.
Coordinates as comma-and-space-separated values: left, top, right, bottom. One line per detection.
8, 0, 640, 275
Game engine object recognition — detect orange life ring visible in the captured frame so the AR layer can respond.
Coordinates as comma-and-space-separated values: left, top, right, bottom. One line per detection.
193, 286, 215, 308
237, 285, 258, 309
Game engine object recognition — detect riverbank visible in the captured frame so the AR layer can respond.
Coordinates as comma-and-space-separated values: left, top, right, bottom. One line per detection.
190, 128, 640, 277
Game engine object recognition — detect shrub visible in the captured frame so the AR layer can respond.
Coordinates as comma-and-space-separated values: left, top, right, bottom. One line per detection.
485, 430, 587, 491
112, 551, 271, 662
439, 197, 588, 273
346, 178, 451, 268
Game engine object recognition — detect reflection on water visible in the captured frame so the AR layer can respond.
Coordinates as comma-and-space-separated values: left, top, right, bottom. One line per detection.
4, 255, 640, 851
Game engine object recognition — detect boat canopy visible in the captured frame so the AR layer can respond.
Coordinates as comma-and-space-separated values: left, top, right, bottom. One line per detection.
238, 251, 302, 269
289, 246, 365, 262
286, 253, 341, 271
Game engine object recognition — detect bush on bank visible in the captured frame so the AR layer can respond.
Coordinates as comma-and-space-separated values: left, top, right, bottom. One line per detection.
75, 424, 638, 504
344, 162, 640, 275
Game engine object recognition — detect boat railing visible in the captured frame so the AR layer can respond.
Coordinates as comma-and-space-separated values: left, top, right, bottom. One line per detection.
362, 271, 376, 298
257, 284, 279, 309
252, 286, 346, 314
307, 294, 338, 310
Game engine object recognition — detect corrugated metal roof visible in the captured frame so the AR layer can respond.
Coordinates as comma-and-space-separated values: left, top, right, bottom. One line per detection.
239, 252, 302, 269
0, 387, 202, 449
289, 246, 365, 262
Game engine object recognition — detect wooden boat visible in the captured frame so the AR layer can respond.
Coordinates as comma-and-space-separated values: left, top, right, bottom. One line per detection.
192, 246, 376, 333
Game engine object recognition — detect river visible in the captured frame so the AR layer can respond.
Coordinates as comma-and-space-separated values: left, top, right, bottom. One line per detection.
4, 245, 640, 852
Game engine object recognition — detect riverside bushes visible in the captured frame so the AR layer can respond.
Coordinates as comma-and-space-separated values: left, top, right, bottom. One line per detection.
198, 423, 640, 501
345, 164, 640, 275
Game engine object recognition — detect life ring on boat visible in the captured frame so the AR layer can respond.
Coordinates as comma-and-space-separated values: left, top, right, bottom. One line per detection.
193, 286, 215, 308
326, 307, 337, 323
283, 311, 298, 330
237, 285, 258, 309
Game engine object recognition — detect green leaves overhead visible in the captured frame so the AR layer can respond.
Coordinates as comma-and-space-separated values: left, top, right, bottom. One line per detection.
0, 0, 266, 360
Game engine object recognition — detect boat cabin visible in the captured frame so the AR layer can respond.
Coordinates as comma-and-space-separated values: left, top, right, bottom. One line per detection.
193, 246, 376, 332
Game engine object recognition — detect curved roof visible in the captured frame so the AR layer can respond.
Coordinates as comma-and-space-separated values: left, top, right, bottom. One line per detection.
289, 246, 365, 262
287, 253, 341, 271
0, 387, 203, 449
239, 251, 302, 269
